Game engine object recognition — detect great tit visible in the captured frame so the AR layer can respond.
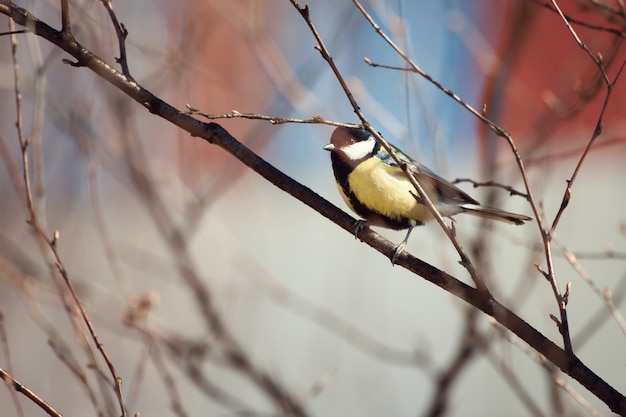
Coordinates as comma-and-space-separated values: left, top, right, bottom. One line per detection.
323, 127, 531, 261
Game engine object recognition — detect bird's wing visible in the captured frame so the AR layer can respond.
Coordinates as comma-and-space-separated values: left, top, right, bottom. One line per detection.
413, 163, 480, 205
377, 143, 480, 205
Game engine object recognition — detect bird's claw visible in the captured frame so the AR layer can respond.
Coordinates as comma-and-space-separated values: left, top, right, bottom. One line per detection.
391, 242, 406, 264
353, 220, 366, 240
391, 225, 414, 264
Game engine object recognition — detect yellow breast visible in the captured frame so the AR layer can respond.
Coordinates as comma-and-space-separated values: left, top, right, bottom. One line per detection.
347, 157, 430, 222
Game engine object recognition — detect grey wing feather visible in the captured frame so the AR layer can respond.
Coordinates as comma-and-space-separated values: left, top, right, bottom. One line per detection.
413, 163, 480, 205
379, 143, 479, 205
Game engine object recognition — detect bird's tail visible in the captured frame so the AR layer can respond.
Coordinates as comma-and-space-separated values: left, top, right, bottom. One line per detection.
459, 204, 532, 225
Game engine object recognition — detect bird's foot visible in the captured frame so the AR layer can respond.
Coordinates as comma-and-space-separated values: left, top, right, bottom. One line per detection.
390, 226, 415, 264
353, 220, 366, 240
391, 242, 406, 264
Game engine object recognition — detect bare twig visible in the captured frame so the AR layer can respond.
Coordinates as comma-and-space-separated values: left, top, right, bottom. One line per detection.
146, 343, 190, 417
574, 274, 626, 346
589, 0, 626, 20
153, 331, 254, 412
0, 28, 26, 35
554, 234, 626, 336
0, 313, 24, 417
547, 0, 626, 237
7, 12, 129, 417
60, 0, 70, 34
568, 250, 626, 260
528, 0, 626, 38
549, 1, 610, 83
126, 334, 191, 417
40, 236, 130, 417
453, 178, 528, 198
186, 107, 355, 127
46, 335, 103, 412
0, 367, 62, 417
98, 0, 131, 77
548, 57, 626, 237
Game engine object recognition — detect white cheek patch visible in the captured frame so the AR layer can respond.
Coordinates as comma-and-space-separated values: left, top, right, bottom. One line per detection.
342, 138, 376, 161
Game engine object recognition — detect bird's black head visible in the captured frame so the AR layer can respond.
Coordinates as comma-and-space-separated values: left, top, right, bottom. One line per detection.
324, 127, 378, 164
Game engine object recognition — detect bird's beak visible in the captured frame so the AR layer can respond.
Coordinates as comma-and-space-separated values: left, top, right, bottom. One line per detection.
323, 143, 335, 151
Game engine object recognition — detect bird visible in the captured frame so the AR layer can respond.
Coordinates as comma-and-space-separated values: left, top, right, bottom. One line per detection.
323, 127, 531, 262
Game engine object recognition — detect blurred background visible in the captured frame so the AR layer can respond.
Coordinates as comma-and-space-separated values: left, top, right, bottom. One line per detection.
1, 1, 626, 416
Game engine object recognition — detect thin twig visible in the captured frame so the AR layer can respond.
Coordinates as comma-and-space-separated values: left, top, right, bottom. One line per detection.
0, 313, 25, 417
548, 56, 626, 236
0, 28, 26, 35
0, 367, 62, 417
8, 13, 129, 417
98, 0, 131, 77
42, 234, 130, 417
186, 107, 355, 127
549, 0, 610, 84
46, 334, 103, 412
453, 178, 528, 198
589, 0, 626, 19
568, 250, 626, 260
60, 0, 70, 34
140, 328, 251, 412
573, 273, 626, 347
145, 342, 190, 417
554, 233, 626, 336
547, 0, 626, 237
528, 0, 626, 38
